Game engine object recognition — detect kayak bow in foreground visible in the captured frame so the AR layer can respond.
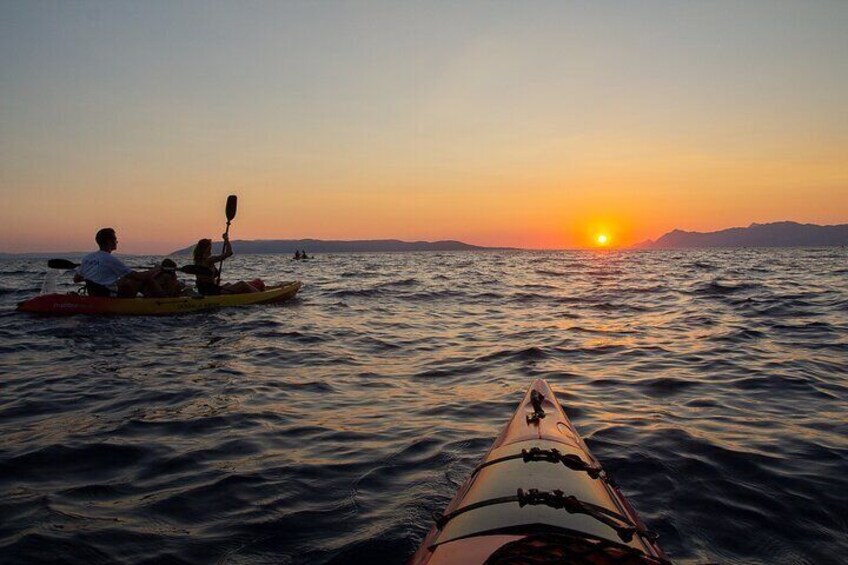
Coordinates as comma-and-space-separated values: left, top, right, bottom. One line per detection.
410, 379, 670, 564
17, 281, 301, 316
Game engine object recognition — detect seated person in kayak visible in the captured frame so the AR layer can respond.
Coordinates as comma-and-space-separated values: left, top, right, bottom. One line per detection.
192, 235, 261, 295
153, 258, 185, 297
73, 227, 166, 298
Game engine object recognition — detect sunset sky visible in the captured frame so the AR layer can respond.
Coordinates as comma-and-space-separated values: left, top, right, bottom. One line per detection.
2, 1, 847, 253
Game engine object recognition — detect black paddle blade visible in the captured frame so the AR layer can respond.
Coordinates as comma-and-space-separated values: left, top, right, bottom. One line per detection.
48, 259, 79, 269
179, 264, 214, 276
225, 195, 238, 221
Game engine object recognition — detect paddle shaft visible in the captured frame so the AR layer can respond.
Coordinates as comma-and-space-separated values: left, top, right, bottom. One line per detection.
217, 195, 238, 286
217, 221, 231, 285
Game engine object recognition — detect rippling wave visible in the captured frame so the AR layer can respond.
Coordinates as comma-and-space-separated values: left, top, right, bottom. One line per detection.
1, 249, 847, 564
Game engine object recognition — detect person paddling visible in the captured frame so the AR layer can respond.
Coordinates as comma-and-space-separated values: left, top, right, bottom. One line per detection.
192, 234, 260, 295
73, 228, 166, 297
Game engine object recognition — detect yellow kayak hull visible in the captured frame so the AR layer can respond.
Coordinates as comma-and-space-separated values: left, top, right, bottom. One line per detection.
17, 281, 302, 316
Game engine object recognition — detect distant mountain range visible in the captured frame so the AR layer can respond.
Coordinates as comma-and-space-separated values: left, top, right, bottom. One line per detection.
171, 238, 512, 254
634, 221, 848, 249
4, 223, 846, 256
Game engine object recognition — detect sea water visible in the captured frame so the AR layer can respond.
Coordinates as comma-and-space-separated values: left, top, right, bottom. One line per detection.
1, 249, 846, 564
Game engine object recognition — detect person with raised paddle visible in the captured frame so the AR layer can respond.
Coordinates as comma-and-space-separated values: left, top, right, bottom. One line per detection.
191, 195, 263, 295
191, 234, 261, 295
73, 227, 167, 298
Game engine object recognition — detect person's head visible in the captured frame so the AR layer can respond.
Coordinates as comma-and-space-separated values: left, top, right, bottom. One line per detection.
193, 239, 212, 263
156, 258, 178, 282
160, 258, 177, 273
95, 228, 117, 252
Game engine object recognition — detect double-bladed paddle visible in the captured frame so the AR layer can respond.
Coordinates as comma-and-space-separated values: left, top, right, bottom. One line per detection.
47, 258, 212, 276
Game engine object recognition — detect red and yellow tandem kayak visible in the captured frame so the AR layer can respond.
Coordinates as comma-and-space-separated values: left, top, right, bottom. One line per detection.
17, 281, 301, 316
410, 379, 670, 565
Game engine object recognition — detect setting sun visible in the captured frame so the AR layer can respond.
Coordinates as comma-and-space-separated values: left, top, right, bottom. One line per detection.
596, 234, 609, 246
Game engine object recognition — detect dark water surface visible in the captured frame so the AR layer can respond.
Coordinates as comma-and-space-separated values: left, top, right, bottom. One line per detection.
1, 249, 846, 564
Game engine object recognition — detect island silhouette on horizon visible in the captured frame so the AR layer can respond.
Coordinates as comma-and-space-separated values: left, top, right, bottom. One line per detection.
167, 221, 847, 254
8, 221, 845, 256
170, 239, 515, 255
634, 221, 848, 249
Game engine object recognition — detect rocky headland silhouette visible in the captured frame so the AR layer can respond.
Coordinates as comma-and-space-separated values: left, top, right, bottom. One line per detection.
634, 221, 847, 249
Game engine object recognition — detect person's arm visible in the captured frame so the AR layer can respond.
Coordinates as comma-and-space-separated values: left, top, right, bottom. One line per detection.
124, 266, 161, 283
74, 258, 91, 283
103, 254, 159, 282
207, 252, 231, 263
208, 234, 234, 263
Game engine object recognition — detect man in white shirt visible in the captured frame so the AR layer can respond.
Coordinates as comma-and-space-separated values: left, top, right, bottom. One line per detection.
74, 228, 166, 297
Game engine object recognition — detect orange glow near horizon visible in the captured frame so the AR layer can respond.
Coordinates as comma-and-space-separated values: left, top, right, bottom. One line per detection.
2, 180, 846, 253
2, 73, 847, 254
